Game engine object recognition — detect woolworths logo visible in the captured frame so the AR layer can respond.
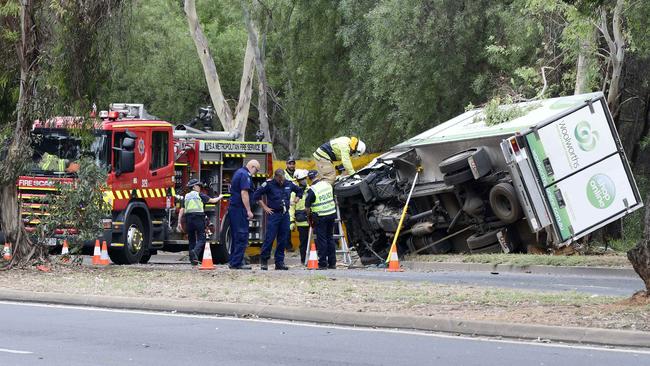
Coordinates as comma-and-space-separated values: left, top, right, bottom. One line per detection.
587, 174, 615, 209
574, 121, 599, 151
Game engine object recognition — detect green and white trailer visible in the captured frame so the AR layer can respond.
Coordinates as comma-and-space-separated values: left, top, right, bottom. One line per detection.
335, 93, 642, 263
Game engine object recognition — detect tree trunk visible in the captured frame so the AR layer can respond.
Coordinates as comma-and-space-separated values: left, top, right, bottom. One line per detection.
0, 0, 43, 268
600, 0, 625, 121
627, 193, 650, 295
242, 0, 271, 143
184, 0, 234, 132
574, 29, 596, 95
232, 39, 256, 140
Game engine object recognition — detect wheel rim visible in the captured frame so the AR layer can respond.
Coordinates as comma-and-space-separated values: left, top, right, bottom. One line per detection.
224, 225, 232, 252
126, 224, 144, 255
340, 178, 362, 188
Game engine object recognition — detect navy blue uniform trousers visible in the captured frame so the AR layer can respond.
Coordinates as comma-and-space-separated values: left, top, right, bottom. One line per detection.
314, 214, 336, 268
228, 207, 249, 267
260, 211, 290, 265
185, 214, 206, 262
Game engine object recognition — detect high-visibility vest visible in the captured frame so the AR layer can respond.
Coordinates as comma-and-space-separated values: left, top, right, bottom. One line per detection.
184, 191, 204, 214
284, 169, 297, 184
39, 153, 66, 172
290, 188, 309, 227
310, 181, 336, 216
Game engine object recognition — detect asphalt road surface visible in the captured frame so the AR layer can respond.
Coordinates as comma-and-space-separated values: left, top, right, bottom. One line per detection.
1, 301, 648, 366
146, 254, 644, 297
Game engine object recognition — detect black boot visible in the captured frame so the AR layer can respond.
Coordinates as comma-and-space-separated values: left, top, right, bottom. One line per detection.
260, 258, 268, 270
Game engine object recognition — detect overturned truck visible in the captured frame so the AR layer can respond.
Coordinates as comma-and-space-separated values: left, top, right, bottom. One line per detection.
335, 92, 643, 264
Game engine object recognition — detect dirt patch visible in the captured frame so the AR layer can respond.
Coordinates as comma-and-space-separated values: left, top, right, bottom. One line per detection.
408, 253, 632, 268
1, 264, 648, 331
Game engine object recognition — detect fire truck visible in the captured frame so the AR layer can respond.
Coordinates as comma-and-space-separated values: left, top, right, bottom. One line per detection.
15, 103, 274, 264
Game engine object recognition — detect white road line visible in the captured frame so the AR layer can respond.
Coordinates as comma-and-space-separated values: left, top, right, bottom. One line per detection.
0, 348, 33, 354
1, 300, 649, 356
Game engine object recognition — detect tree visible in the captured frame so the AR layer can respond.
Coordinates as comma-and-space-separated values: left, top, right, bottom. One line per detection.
628, 193, 650, 296
184, 0, 255, 139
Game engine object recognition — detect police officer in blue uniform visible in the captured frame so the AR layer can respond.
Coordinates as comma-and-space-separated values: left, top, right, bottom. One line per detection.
253, 168, 303, 270
228, 160, 261, 269
176, 179, 224, 265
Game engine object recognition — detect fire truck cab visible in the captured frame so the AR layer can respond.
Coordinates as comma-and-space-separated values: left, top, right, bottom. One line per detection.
18, 103, 273, 265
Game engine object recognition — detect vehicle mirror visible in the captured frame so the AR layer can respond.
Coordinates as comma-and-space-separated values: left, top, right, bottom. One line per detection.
121, 136, 136, 151
119, 150, 135, 174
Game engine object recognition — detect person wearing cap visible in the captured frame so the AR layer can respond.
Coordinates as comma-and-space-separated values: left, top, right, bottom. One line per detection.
228, 159, 261, 270
304, 171, 337, 269
289, 169, 311, 263
284, 156, 297, 184
312, 136, 366, 184
176, 179, 224, 265
253, 168, 303, 270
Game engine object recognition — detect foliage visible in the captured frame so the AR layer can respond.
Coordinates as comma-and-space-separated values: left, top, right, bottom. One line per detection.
472, 96, 541, 126
36, 156, 110, 250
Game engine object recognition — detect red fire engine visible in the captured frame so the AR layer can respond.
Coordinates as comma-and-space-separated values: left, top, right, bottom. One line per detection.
16, 103, 273, 264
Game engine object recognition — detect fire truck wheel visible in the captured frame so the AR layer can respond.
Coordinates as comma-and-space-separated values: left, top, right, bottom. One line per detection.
214, 216, 232, 264
109, 215, 148, 265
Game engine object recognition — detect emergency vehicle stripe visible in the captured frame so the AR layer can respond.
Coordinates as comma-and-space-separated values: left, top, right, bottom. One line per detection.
123, 191, 130, 199
143, 190, 149, 198
115, 191, 123, 200
171, 187, 176, 196
136, 190, 142, 198
148, 189, 155, 197
156, 189, 163, 197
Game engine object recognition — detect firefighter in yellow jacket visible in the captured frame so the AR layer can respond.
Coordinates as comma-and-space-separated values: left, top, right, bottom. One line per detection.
312, 136, 366, 184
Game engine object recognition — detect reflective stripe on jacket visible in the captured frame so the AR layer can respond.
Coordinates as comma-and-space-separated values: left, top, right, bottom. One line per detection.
313, 137, 355, 175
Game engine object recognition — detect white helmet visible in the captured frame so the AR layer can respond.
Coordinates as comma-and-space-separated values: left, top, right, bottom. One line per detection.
355, 140, 366, 156
293, 169, 309, 180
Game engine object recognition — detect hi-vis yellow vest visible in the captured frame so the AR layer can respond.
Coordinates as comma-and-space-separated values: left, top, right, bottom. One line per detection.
184, 191, 204, 214
310, 181, 336, 216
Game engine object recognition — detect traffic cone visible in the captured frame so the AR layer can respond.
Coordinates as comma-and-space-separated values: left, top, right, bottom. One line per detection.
99, 241, 110, 265
386, 243, 403, 272
199, 243, 215, 270
3, 242, 12, 261
60, 240, 70, 263
61, 240, 70, 255
92, 239, 101, 265
306, 242, 319, 269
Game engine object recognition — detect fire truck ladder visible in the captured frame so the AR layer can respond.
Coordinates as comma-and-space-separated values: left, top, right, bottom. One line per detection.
304, 200, 352, 267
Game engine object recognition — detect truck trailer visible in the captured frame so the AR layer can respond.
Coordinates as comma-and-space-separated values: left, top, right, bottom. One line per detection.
335, 92, 643, 264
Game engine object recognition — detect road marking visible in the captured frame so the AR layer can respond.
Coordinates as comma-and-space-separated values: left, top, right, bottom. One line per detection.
0, 348, 33, 354
2, 300, 649, 355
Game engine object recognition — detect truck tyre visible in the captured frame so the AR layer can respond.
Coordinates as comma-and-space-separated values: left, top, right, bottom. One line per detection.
489, 183, 522, 224
335, 175, 365, 198
109, 215, 148, 265
439, 149, 477, 174
139, 252, 152, 264
443, 169, 474, 186
466, 229, 500, 250
470, 242, 503, 254
215, 215, 231, 264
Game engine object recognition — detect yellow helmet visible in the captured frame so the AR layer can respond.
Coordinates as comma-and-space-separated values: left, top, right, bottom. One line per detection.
350, 137, 366, 156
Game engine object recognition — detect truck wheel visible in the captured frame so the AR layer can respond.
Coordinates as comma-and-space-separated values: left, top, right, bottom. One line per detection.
443, 169, 474, 186
470, 242, 503, 254
466, 229, 500, 250
139, 252, 152, 264
335, 175, 365, 198
109, 215, 148, 265
489, 183, 522, 224
214, 216, 231, 264
439, 149, 477, 174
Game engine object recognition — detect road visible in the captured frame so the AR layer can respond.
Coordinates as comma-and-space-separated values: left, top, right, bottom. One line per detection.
0, 302, 648, 366
146, 254, 644, 297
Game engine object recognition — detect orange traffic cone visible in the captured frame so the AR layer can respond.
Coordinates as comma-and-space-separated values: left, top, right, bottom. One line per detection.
306, 242, 319, 269
92, 239, 101, 265
99, 241, 110, 265
61, 240, 70, 255
60, 240, 70, 263
3, 242, 12, 261
199, 244, 215, 270
386, 243, 403, 272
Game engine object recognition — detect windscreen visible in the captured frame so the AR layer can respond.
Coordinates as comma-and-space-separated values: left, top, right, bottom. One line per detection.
30, 129, 110, 175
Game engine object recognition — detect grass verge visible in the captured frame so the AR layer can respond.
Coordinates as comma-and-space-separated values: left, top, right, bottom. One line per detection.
405, 253, 631, 267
